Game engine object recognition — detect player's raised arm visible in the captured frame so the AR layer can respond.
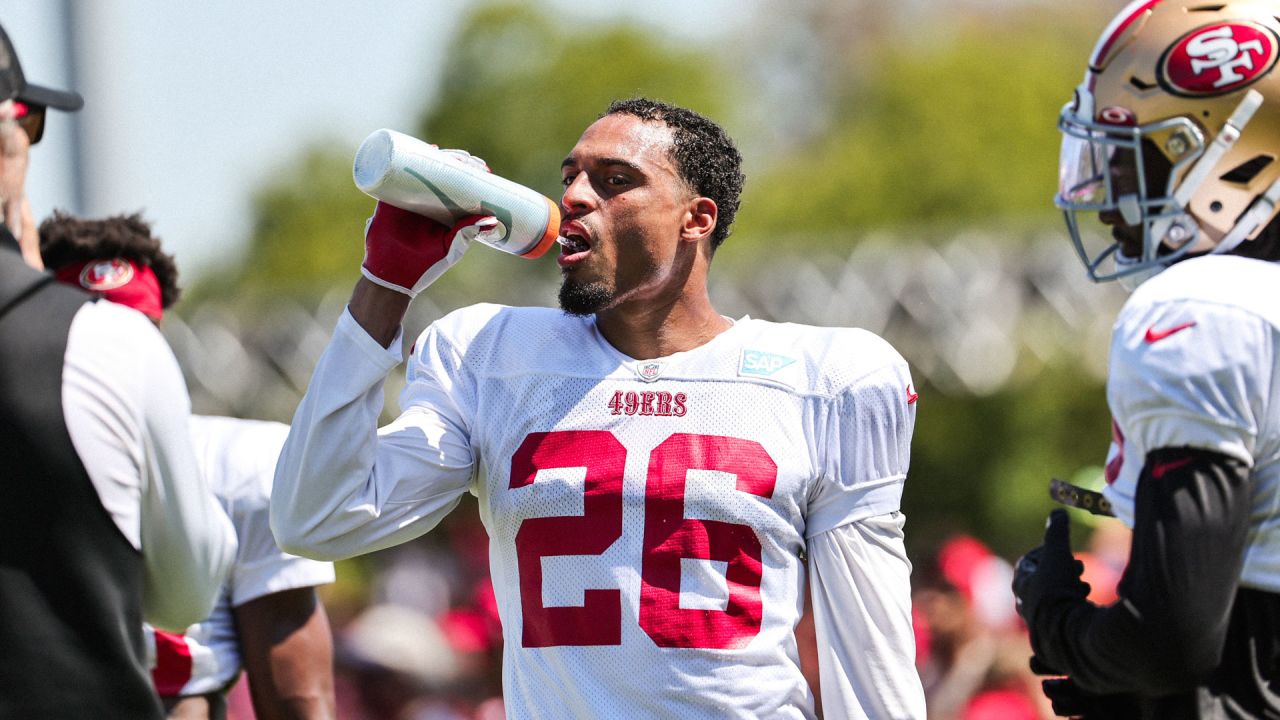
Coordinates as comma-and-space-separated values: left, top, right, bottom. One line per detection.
271, 202, 499, 561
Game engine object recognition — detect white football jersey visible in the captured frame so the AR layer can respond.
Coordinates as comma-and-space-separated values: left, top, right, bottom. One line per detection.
145, 416, 335, 696
1103, 255, 1280, 592
273, 304, 924, 719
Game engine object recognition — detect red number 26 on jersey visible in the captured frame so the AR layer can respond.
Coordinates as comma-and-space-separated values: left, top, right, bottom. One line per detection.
510, 430, 778, 650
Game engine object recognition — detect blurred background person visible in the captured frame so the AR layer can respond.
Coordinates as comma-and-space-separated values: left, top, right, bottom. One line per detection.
334, 603, 465, 720
914, 535, 1047, 720
0, 21, 234, 720
41, 211, 339, 720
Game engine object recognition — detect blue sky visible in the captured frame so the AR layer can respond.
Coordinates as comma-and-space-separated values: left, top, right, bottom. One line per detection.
4, 1, 754, 278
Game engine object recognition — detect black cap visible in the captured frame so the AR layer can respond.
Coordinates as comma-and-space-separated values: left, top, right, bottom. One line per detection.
0, 23, 82, 111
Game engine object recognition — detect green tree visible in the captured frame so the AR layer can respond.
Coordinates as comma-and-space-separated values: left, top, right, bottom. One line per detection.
733, 8, 1105, 254
905, 364, 1113, 560
214, 1, 734, 304
215, 149, 371, 303
415, 4, 734, 197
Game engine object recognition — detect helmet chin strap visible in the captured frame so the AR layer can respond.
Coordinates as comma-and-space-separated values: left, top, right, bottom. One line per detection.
1147, 89, 1262, 251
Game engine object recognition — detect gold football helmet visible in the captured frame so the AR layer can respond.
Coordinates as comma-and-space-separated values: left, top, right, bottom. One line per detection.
1057, 0, 1280, 283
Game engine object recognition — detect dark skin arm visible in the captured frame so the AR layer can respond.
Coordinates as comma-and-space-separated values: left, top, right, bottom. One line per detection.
233, 587, 336, 720
349, 277, 411, 349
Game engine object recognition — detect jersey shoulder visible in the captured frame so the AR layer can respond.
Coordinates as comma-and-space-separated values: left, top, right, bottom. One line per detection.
1114, 256, 1280, 374
1109, 258, 1276, 458
734, 318, 911, 397
1128, 255, 1280, 329
411, 303, 593, 373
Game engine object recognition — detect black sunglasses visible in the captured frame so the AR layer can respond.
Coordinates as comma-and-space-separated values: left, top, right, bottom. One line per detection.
12, 101, 47, 145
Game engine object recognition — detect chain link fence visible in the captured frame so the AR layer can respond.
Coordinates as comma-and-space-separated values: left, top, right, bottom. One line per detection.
165, 232, 1127, 422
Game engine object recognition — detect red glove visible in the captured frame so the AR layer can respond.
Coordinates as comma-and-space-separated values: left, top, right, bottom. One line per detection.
360, 201, 500, 297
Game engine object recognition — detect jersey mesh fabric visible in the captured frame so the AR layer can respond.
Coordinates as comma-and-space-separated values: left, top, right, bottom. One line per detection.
400, 304, 914, 719
1103, 255, 1280, 592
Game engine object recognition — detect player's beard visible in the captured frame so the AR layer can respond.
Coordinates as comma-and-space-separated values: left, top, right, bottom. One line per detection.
558, 276, 612, 316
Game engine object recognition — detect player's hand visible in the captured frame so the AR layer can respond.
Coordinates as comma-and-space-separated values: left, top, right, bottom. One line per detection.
1012, 509, 1090, 627
360, 201, 502, 297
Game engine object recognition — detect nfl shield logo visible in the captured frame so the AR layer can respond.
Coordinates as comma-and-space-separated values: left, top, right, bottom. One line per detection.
637, 361, 663, 382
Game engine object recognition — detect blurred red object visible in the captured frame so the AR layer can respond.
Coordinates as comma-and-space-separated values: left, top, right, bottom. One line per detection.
225, 677, 254, 719
938, 535, 1017, 630
964, 687, 1040, 720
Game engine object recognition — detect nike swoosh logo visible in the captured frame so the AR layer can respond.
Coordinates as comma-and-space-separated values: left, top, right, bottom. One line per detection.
1151, 456, 1194, 479
1144, 321, 1196, 344
906, 383, 919, 405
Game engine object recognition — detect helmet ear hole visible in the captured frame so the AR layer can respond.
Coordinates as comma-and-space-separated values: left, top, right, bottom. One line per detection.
1220, 155, 1275, 184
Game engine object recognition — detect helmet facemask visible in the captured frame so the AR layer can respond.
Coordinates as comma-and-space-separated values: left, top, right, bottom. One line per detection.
1057, 87, 1264, 283
1058, 100, 1200, 282
1058, 0, 1280, 285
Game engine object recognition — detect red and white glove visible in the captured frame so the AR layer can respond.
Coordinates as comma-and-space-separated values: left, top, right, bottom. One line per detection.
360, 202, 501, 297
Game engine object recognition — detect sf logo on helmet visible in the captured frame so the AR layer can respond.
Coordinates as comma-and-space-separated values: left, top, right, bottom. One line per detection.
1161, 22, 1279, 96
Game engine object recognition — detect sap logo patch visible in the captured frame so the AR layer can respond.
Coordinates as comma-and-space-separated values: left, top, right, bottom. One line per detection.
739, 349, 796, 379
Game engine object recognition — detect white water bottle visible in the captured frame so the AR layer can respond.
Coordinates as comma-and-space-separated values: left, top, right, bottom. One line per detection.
353, 129, 561, 258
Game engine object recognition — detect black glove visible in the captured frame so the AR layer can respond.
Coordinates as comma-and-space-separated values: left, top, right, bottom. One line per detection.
1012, 509, 1091, 627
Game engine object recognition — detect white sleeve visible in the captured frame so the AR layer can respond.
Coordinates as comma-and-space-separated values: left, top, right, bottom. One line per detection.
64, 302, 237, 631
808, 512, 925, 720
809, 359, 915, 536
271, 308, 474, 561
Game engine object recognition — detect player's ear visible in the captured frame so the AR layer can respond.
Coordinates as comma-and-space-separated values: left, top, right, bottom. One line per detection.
680, 197, 717, 244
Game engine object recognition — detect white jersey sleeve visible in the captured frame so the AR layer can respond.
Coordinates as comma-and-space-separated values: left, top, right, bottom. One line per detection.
63, 301, 236, 630
1108, 299, 1267, 465
810, 352, 915, 535
809, 513, 924, 720
271, 308, 474, 561
806, 335, 922, 717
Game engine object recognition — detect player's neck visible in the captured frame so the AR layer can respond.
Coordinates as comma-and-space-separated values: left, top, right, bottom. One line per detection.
594, 293, 732, 360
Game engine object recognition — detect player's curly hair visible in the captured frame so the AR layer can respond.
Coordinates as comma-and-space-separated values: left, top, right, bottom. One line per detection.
38, 210, 181, 310
604, 98, 745, 251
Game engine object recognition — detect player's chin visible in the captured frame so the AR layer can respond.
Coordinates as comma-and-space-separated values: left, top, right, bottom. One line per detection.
1108, 226, 1143, 256
558, 277, 612, 316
